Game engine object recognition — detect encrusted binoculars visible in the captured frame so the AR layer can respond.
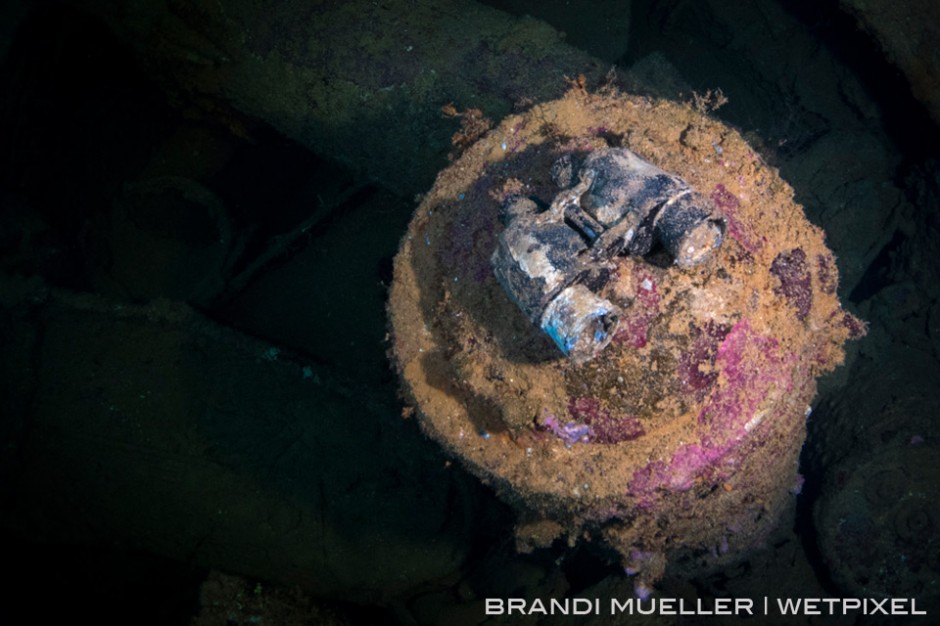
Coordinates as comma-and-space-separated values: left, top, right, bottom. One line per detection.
491, 148, 725, 362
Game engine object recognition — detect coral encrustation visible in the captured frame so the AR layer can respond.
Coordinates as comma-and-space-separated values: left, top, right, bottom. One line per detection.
628, 319, 796, 507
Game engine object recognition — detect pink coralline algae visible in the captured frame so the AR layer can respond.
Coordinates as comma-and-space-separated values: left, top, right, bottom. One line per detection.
615, 315, 654, 349
840, 311, 867, 339
770, 248, 812, 321
568, 397, 645, 444
537, 398, 645, 445
537, 412, 592, 445
816, 253, 838, 295
677, 322, 730, 399
613, 271, 661, 349
629, 320, 795, 500
698, 319, 792, 431
629, 437, 743, 498
711, 184, 762, 253
710, 184, 739, 212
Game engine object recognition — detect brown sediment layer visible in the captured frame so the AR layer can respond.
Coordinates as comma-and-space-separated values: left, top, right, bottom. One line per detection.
389, 87, 862, 583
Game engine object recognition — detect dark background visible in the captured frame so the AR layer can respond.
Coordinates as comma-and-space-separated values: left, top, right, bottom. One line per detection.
1, 0, 938, 624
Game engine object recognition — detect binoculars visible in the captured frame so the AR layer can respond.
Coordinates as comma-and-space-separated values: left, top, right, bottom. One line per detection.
492, 148, 725, 362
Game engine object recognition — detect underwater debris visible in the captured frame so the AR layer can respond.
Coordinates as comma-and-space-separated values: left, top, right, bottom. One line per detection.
389, 88, 863, 589
491, 147, 725, 361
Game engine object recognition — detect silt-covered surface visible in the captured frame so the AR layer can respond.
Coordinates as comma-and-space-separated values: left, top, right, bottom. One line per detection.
390, 87, 862, 583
